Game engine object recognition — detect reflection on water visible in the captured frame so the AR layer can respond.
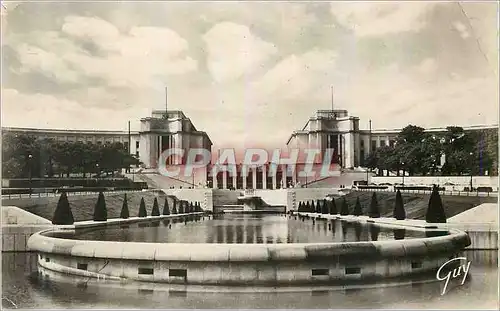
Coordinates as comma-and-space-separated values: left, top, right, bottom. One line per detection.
1, 251, 498, 309
394, 228, 406, 240
47, 214, 432, 244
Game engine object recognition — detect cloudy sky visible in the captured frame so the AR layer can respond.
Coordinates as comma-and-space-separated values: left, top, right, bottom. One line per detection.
1, 1, 498, 150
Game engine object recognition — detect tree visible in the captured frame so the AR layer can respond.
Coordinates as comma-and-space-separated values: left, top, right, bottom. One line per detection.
305, 201, 311, 212
151, 197, 160, 216
340, 197, 349, 216
353, 197, 362, 216
297, 201, 303, 212
393, 190, 406, 220
330, 199, 338, 215
426, 186, 447, 223
138, 197, 147, 217
394, 125, 432, 176
93, 192, 107, 221
311, 201, 316, 213
120, 194, 129, 219
369, 192, 380, 218
179, 201, 185, 214
189, 202, 194, 213
162, 197, 170, 215
52, 192, 74, 225
172, 200, 178, 214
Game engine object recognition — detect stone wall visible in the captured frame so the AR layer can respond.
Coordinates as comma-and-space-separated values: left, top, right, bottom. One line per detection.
371, 176, 498, 190
163, 188, 213, 211
27, 225, 470, 285
2, 205, 54, 252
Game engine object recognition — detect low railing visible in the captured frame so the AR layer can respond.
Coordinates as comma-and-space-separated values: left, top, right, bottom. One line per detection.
1, 189, 157, 200
354, 187, 498, 197
244, 189, 256, 196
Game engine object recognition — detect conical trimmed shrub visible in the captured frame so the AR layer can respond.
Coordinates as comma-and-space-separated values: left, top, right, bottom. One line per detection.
393, 190, 406, 220
329, 199, 338, 215
93, 191, 107, 221
52, 192, 74, 225
369, 192, 380, 218
322, 199, 328, 214
162, 197, 170, 215
370, 225, 380, 241
353, 197, 362, 216
426, 186, 447, 223
190, 202, 194, 213
305, 201, 311, 212
172, 200, 178, 214
138, 197, 147, 217
340, 197, 349, 215
297, 201, 303, 212
151, 197, 160, 216
311, 201, 316, 213
120, 194, 129, 219
179, 201, 185, 214
316, 200, 321, 213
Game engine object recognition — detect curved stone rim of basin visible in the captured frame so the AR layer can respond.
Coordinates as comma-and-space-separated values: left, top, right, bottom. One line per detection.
27, 218, 471, 262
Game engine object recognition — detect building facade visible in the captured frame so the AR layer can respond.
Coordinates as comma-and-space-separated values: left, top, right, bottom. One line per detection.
2, 109, 497, 189
287, 110, 498, 170
139, 110, 212, 168
2, 109, 212, 173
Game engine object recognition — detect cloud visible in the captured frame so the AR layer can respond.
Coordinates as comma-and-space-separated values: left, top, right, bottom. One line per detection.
452, 21, 471, 39
14, 42, 82, 83
2, 2, 498, 151
330, 2, 436, 37
10, 15, 197, 89
251, 49, 338, 101
342, 59, 498, 129
203, 22, 277, 83
1, 88, 150, 130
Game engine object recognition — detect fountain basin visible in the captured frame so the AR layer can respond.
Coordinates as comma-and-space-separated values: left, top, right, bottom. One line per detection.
27, 214, 471, 286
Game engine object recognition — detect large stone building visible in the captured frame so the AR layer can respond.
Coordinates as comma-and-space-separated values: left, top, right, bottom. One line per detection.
138, 110, 212, 168
287, 109, 498, 170
2, 109, 212, 172
2, 108, 497, 189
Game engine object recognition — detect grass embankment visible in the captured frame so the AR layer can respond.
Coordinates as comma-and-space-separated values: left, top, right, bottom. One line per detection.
338, 191, 496, 220
23, 192, 177, 222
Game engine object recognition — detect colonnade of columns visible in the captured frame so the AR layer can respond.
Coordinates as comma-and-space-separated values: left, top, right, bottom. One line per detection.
212, 164, 295, 190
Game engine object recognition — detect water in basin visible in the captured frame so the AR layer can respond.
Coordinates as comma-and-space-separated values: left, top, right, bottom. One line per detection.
48, 213, 435, 243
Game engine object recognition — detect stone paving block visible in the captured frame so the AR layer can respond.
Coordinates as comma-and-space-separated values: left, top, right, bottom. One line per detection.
93, 242, 125, 259
155, 244, 191, 261
201, 263, 223, 284
121, 243, 156, 260
229, 246, 269, 261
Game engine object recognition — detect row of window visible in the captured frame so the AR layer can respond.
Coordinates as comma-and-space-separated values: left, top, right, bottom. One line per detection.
360, 139, 396, 149
312, 261, 423, 276
39, 255, 423, 278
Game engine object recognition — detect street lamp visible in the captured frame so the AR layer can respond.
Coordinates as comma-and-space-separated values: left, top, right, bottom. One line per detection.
469, 152, 474, 192
96, 163, 100, 177
28, 154, 33, 194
